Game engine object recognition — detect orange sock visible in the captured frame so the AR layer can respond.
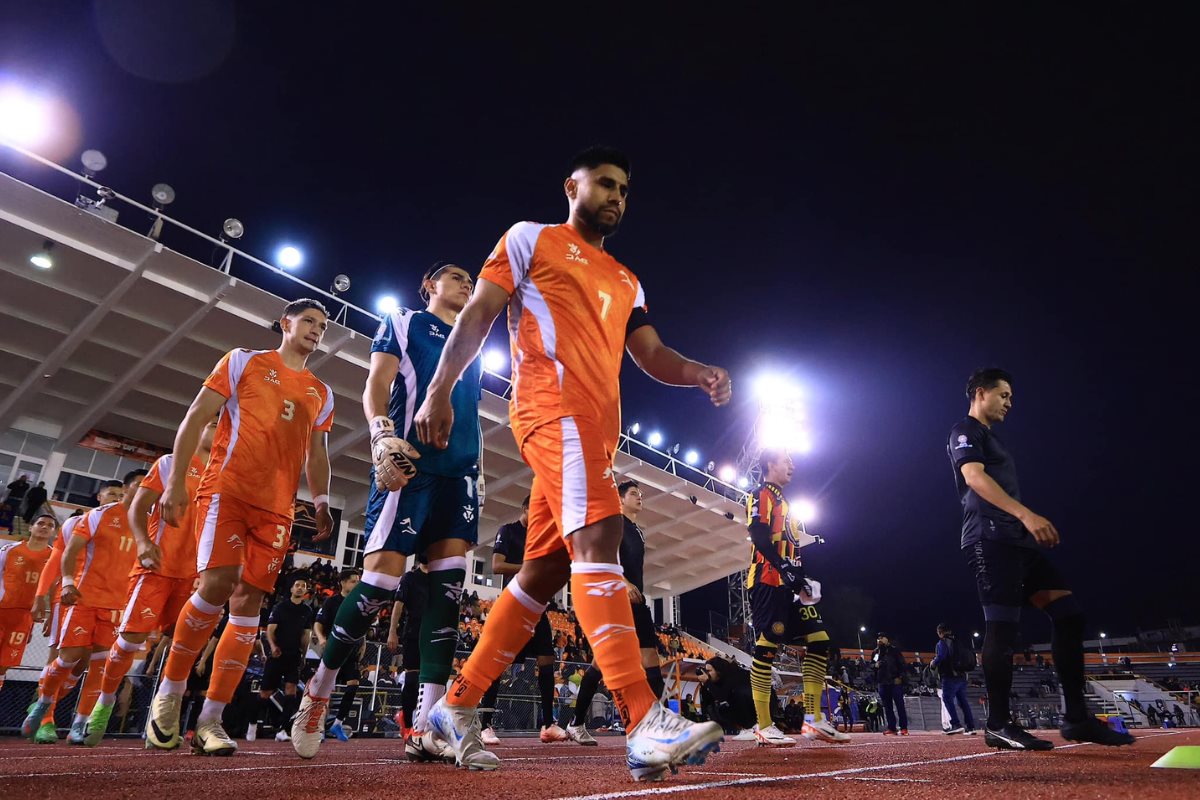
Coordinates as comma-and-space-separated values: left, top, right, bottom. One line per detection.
447, 579, 545, 708
100, 637, 143, 696
75, 654, 107, 716
162, 593, 222, 683
39, 657, 80, 703
571, 563, 656, 728
41, 671, 78, 725
204, 615, 259, 704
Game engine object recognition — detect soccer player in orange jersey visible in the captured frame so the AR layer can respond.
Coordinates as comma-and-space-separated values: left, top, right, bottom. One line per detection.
82, 416, 218, 746
0, 512, 55, 693
415, 146, 732, 780
22, 469, 146, 744
146, 298, 335, 756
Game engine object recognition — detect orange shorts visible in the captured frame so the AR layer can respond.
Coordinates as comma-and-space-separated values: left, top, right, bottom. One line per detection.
120, 572, 194, 635
0, 607, 34, 668
58, 604, 120, 650
521, 416, 622, 561
194, 493, 292, 592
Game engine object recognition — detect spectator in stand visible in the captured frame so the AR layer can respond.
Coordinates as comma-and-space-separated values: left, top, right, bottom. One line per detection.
5, 474, 30, 506
931, 624, 977, 735
872, 632, 908, 735
20, 480, 48, 524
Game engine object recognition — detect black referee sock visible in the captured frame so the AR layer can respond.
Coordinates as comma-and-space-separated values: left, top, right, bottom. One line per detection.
982, 621, 1018, 729
538, 663, 557, 728
336, 683, 358, 722
644, 665, 665, 703
1046, 601, 1088, 723
571, 666, 604, 726
401, 671, 419, 730
479, 680, 500, 729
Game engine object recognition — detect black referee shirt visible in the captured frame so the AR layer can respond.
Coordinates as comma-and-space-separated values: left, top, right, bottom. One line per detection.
947, 415, 1034, 549
268, 599, 314, 654
618, 515, 646, 593
492, 519, 527, 589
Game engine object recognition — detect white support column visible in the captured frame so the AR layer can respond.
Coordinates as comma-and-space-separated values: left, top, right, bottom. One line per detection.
334, 518, 351, 567
39, 450, 67, 500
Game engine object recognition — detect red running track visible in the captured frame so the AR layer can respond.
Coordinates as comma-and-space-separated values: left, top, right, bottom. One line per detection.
1, 728, 1196, 800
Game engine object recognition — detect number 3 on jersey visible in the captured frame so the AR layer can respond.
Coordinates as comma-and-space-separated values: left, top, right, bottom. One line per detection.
281, 399, 295, 422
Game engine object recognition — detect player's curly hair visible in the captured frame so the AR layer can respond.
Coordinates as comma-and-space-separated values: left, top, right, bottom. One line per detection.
966, 367, 1014, 401
566, 145, 631, 179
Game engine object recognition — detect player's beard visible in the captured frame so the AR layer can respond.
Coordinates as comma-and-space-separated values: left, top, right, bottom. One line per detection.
579, 203, 621, 237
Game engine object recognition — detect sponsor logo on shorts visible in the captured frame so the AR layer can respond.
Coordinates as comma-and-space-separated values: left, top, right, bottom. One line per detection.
461, 504, 475, 523
398, 517, 417, 538
226, 534, 244, 549
140, 607, 156, 619
72, 626, 87, 637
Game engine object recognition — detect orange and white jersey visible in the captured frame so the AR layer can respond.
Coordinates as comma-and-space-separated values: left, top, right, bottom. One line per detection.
35, 514, 86, 598
196, 349, 335, 517
478, 222, 646, 446
132, 453, 204, 580
0, 541, 52, 610
71, 503, 137, 609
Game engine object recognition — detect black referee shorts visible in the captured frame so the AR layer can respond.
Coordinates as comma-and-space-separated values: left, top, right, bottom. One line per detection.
966, 539, 1070, 623
401, 637, 421, 671
516, 611, 555, 661
261, 652, 301, 692
750, 584, 826, 646
632, 601, 658, 649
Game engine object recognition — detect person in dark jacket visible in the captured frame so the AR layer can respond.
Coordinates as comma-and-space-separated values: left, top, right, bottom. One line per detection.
20, 481, 48, 524
872, 633, 908, 734
700, 657, 757, 733
931, 623, 976, 735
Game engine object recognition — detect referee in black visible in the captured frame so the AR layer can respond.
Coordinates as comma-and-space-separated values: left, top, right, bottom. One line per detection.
314, 568, 364, 741
948, 368, 1133, 750
258, 576, 314, 741
387, 556, 428, 737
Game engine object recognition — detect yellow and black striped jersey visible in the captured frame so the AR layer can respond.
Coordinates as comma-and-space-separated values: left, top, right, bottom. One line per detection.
745, 481, 801, 589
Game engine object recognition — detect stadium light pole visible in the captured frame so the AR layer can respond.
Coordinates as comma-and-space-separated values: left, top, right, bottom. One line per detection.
1099, 631, 1107, 664
857, 625, 867, 655
972, 631, 980, 650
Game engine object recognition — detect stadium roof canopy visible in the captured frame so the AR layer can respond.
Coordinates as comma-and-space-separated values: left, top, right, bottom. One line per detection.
0, 146, 750, 598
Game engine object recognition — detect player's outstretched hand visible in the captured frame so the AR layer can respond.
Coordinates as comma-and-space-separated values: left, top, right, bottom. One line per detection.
1020, 511, 1060, 547
696, 366, 732, 407
313, 502, 334, 543
414, 394, 454, 450
160, 482, 189, 528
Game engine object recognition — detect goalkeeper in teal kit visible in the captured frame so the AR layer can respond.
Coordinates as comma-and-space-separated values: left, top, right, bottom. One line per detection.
290, 261, 483, 761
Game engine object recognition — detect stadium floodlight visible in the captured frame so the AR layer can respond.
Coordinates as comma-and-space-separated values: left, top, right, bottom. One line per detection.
29, 240, 54, 269
375, 295, 400, 315
973, 632, 980, 638
483, 349, 507, 372
860, 626, 867, 633
793, 498, 817, 523
737, 476, 749, 488
684, 450, 699, 465
331, 274, 351, 295
80, 149, 107, 174
1100, 632, 1107, 639
718, 464, 736, 482
276, 245, 303, 270
0, 85, 51, 147
647, 431, 663, 447
150, 183, 176, 208
628, 422, 641, 436
222, 218, 244, 239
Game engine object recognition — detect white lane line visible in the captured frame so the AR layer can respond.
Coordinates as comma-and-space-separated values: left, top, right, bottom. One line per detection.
553, 730, 1192, 800
835, 777, 932, 783
3, 758, 408, 779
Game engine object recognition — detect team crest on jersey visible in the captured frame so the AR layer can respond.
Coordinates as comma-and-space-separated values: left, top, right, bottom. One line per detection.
187, 466, 201, 479
462, 504, 475, 523
566, 242, 589, 264
108, 516, 121, 527
955, 435, 972, 449
265, 369, 281, 385
428, 323, 446, 340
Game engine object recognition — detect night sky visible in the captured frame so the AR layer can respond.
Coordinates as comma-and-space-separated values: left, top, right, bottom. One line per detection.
2, 4, 1193, 650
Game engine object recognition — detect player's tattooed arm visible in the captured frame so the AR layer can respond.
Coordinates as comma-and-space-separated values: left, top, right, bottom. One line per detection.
960, 463, 1059, 546
417, 279, 509, 449
626, 325, 731, 407
306, 429, 334, 542
163, 387, 226, 527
